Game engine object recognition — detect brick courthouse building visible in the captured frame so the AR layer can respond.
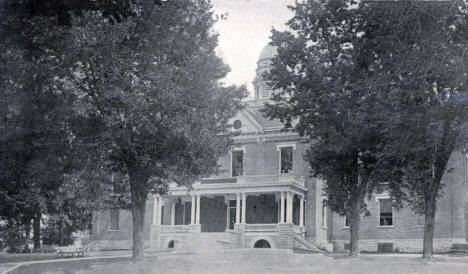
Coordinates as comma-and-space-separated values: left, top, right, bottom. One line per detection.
90, 45, 468, 253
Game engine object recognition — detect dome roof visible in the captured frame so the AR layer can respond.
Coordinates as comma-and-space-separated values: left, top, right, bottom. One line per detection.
258, 44, 277, 62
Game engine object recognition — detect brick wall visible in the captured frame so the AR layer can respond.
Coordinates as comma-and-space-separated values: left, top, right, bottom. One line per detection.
211, 133, 310, 178
90, 196, 154, 251
304, 179, 316, 242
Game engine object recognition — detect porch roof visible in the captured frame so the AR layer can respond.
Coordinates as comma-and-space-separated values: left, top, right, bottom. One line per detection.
168, 174, 307, 197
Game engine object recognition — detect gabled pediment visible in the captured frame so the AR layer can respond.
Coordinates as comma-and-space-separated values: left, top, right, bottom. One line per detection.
228, 109, 263, 134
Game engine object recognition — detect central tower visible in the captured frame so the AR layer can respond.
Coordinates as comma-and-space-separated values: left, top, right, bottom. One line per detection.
252, 44, 277, 101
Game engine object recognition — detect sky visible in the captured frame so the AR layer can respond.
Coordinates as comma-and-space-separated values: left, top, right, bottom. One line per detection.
211, 0, 295, 98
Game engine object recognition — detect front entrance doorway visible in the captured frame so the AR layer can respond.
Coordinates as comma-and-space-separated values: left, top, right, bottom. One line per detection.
228, 200, 236, 230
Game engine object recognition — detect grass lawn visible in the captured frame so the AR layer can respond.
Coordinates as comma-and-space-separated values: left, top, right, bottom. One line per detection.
9, 250, 468, 274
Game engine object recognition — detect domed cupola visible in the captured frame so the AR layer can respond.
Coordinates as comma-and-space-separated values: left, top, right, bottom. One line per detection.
252, 44, 277, 100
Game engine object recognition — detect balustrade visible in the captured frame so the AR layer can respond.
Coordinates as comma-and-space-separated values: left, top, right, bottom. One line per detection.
244, 224, 278, 232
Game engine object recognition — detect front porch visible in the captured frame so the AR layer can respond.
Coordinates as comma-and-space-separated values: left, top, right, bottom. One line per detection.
150, 174, 307, 250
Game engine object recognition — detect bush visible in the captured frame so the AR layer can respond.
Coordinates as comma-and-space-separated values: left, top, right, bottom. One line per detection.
0, 223, 26, 253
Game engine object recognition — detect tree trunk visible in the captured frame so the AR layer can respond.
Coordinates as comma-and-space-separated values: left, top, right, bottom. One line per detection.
24, 218, 31, 251
129, 170, 148, 261
349, 198, 362, 257
59, 219, 65, 246
131, 196, 146, 261
33, 210, 41, 249
423, 194, 437, 259
64, 225, 72, 246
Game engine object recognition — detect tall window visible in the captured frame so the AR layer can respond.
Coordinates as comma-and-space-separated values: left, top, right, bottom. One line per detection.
344, 216, 349, 228
280, 146, 293, 174
321, 200, 327, 228
232, 150, 243, 177
379, 198, 393, 226
109, 209, 120, 231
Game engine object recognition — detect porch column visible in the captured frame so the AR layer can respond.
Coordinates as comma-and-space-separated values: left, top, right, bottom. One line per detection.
171, 199, 176, 226
157, 195, 163, 225
299, 195, 304, 227
226, 199, 230, 229
286, 192, 293, 223
190, 195, 195, 225
235, 193, 241, 224
280, 191, 285, 223
196, 195, 201, 225
182, 201, 186, 225
152, 194, 158, 225
241, 193, 247, 224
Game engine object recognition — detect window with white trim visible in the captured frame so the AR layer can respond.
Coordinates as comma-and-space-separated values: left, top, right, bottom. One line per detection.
378, 198, 393, 226
231, 150, 243, 177
109, 208, 120, 231
344, 216, 349, 228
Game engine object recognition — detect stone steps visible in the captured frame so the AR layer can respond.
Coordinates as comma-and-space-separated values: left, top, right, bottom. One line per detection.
181, 232, 232, 252
149, 226, 161, 249
293, 236, 322, 253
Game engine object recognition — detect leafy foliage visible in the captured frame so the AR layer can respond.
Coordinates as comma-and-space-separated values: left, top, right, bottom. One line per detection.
264, 0, 401, 232
0, 0, 161, 251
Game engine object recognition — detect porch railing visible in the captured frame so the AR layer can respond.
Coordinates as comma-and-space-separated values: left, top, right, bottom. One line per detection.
160, 225, 190, 233
245, 224, 278, 232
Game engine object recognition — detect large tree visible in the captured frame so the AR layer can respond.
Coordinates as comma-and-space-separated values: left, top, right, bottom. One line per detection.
263, 0, 407, 256
366, 1, 468, 259
63, 0, 245, 260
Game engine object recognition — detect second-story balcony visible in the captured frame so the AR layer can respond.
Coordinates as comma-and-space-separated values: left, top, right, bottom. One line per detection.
199, 173, 305, 188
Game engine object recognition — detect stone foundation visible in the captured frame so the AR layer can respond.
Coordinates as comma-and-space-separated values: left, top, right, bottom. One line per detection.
332, 238, 466, 253
150, 223, 298, 251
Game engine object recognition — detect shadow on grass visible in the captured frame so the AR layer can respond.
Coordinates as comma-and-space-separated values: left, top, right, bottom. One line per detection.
0, 253, 59, 264
9, 257, 134, 274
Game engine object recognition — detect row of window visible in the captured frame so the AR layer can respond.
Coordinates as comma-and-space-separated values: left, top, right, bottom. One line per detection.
108, 198, 423, 232
341, 198, 424, 228
231, 145, 294, 177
